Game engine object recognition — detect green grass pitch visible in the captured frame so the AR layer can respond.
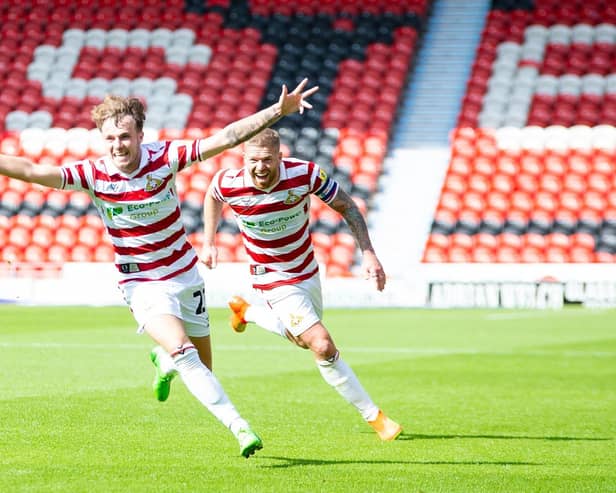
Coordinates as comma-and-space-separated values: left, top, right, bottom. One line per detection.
0, 305, 615, 492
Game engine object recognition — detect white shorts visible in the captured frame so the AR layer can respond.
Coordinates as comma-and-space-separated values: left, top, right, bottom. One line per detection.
256, 273, 323, 337
121, 271, 210, 338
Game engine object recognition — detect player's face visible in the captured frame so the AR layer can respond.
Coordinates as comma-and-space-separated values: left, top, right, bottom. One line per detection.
101, 115, 144, 174
244, 143, 282, 190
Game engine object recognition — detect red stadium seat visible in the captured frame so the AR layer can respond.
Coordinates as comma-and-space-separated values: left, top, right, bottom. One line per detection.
448, 246, 472, 263
93, 243, 115, 262
1, 245, 25, 262
443, 174, 467, 195
46, 245, 70, 263
77, 226, 102, 249
545, 246, 569, 263
8, 225, 31, 250
31, 226, 54, 249
422, 245, 448, 263
70, 245, 94, 262
450, 233, 473, 250
474, 232, 498, 250
471, 246, 496, 263
54, 227, 78, 249
495, 246, 520, 263
520, 246, 545, 263
561, 172, 587, 194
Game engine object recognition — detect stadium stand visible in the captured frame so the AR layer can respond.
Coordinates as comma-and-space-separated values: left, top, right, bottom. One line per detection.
424, 0, 616, 263
0, 0, 429, 276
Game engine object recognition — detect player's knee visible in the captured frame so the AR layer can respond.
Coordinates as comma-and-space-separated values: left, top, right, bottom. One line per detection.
309, 338, 336, 360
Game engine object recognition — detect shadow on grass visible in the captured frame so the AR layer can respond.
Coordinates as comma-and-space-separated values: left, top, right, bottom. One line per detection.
397, 432, 612, 442
258, 432, 613, 468
260, 456, 544, 468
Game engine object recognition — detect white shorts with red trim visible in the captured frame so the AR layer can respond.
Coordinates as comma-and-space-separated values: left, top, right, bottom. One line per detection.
121, 269, 210, 337
256, 273, 323, 337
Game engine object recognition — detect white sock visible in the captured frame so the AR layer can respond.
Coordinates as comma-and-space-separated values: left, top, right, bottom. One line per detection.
173, 347, 249, 436
153, 346, 177, 374
244, 305, 287, 338
317, 353, 379, 422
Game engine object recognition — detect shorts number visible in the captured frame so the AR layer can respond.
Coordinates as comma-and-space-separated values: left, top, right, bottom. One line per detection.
193, 288, 206, 315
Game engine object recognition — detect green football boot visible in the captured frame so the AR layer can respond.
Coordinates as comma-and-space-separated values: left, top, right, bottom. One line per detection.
149, 347, 177, 402
237, 428, 263, 458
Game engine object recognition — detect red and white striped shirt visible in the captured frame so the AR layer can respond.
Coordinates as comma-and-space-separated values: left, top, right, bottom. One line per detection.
211, 158, 339, 290
61, 139, 203, 285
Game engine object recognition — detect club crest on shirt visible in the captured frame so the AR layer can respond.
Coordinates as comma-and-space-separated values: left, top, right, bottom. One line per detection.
289, 314, 303, 328
284, 190, 301, 205
145, 174, 163, 192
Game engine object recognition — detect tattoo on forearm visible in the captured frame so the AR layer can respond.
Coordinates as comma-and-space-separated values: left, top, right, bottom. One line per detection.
343, 205, 374, 252
226, 106, 281, 145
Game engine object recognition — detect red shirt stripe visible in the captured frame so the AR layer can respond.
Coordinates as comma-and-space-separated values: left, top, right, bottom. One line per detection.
106, 207, 182, 238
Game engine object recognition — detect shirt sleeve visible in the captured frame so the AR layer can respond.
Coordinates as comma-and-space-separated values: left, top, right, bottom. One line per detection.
60, 160, 93, 191
310, 163, 339, 204
210, 169, 227, 202
166, 139, 202, 173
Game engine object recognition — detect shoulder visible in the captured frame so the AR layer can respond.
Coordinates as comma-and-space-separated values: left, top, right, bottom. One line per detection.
141, 140, 169, 157
143, 139, 195, 157
282, 157, 309, 168
282, 158, 326, 186
215, 167, 244, 189
142, 140, 167, 152
217, 167, 243, 180
282, 157, 313, 176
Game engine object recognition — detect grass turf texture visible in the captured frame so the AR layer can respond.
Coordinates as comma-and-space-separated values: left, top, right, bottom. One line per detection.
0, 305, 615, 493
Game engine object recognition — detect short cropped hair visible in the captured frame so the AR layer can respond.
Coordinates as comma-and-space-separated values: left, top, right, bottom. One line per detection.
245, 128, 280, 150
91, 95, 146, 131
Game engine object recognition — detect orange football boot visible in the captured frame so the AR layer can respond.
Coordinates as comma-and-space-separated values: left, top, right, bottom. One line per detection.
228, 295, 249, 333
368, 410, 403, 441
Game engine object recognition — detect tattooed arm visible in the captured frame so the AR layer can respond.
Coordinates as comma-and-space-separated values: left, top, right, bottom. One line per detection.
328, 187, 387, 291
198, 78, 318, 161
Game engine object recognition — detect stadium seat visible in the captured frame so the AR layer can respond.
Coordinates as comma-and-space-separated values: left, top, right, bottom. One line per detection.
428, 3, 616, 263
31, 3, 610, 274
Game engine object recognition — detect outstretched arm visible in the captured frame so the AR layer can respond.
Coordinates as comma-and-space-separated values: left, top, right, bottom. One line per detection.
198, 78, 319, 161
327, 187, 386, 291
0, 155, 63, 189
200, 183, 224, 269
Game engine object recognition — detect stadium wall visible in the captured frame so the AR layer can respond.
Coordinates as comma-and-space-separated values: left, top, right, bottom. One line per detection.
2, 262, 615, 309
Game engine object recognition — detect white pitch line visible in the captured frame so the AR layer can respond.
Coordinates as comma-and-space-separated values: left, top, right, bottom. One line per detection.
0, 342, 144, 349
0, 342, 614, 358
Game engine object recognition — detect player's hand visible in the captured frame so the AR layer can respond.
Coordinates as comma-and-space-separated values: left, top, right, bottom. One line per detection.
361, 250, 386, 292
278, 78, 319, 116
200, 245, 218, 269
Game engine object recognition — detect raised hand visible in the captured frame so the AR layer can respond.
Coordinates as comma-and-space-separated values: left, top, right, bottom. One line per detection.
278, 78, 319, 116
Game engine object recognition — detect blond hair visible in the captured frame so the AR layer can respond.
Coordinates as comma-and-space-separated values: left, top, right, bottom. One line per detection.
245, 128, 280, 150
91, 95, 146, 131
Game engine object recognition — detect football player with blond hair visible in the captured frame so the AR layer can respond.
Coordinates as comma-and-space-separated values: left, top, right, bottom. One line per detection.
200, 128, 402, 441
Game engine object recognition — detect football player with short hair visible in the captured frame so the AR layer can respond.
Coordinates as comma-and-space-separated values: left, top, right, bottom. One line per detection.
0, 79, 319, 457
201, 128, 402, 441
